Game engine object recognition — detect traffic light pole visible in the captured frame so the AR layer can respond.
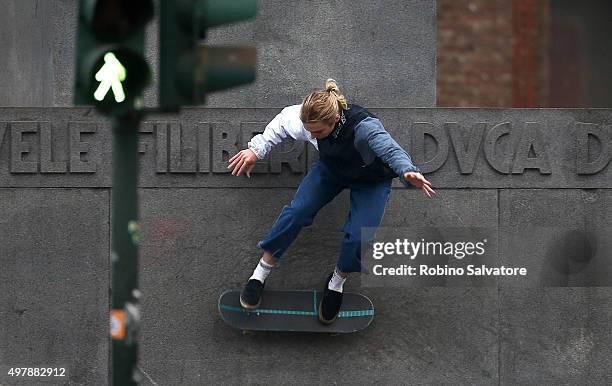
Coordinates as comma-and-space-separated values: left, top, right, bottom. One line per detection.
74, 1, 257, 383
110, 112, 143, 386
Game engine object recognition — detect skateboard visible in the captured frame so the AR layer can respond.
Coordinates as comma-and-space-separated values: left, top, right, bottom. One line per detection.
218, 289, 374, 333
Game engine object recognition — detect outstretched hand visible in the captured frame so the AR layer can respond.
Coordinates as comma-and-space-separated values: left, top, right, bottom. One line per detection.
404, 172, 436, 198
228, 149, 258, 177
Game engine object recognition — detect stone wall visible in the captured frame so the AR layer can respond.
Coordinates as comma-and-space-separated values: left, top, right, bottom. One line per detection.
1, 107, 611, 384
1, 1, 612, 385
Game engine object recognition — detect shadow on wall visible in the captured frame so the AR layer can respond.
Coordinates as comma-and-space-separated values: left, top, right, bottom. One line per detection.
542, 229, 599, 286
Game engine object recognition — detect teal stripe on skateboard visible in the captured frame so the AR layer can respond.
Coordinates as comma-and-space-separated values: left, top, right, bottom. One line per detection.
338, 310, 373, 317
220, 304, 374, 318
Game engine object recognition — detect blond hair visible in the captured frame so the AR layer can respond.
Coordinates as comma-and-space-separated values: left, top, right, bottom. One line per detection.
300, 79, 349, 123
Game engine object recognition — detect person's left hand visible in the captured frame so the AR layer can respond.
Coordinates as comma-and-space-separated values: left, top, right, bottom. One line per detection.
404, 172, 436, 198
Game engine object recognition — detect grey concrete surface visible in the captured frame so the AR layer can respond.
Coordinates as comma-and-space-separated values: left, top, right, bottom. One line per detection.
0, 1, 77, 107
499, 190, 612, 287
0, 189, 109, 385
137, 188, 499, 384
500, 287, 612, 384
0, 0, 436, 109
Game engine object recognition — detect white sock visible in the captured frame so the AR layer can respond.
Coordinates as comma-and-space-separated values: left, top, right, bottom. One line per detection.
249, 258, 275, 283
328, 267, 347, 292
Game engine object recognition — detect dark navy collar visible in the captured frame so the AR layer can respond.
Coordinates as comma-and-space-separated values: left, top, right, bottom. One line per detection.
330, 109, 347, 139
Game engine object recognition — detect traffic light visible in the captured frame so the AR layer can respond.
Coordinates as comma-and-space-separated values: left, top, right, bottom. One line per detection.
160, 0, 257, 110
74, 0, 154, 116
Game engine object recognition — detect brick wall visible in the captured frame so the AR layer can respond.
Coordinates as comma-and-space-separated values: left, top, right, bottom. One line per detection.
437, 0, 550, 107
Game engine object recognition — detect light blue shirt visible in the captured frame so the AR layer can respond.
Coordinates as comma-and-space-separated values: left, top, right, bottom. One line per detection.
353, 117, 421, 188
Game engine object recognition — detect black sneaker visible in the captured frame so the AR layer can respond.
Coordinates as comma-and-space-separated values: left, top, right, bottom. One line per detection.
318, 273, 343, 324
240, 279, 265, 309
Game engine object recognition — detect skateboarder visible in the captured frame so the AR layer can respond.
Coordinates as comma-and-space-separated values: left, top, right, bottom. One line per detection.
228, 79, 436, 324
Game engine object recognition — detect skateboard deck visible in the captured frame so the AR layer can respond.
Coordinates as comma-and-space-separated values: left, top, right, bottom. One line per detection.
218, 289, 374, 333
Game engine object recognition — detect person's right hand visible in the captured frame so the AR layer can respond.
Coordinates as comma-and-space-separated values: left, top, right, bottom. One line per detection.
228, 149, 258, 177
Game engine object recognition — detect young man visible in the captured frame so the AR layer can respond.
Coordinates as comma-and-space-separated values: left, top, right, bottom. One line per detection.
228, 79, 436, 324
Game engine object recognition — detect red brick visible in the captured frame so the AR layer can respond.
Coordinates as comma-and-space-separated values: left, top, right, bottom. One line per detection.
437, 0, 549, 107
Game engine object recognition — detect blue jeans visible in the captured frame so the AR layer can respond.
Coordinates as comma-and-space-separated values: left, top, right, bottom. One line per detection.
258, 161, 392, 273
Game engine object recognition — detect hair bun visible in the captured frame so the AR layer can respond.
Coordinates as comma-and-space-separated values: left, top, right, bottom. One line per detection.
325, 78, 339, 92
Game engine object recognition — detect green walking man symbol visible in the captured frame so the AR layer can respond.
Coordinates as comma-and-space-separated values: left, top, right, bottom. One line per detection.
94, 52, 126, 103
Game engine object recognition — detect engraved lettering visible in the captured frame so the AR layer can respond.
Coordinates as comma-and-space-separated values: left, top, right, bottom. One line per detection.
169, 122, 196, 173
270, 139, 304, 174
69, 122, 97, 173
576, 122, 611, 175
446, 122, 486, 174
412, 122, 448, 173
0, 122, 8, 151
512, 122, 552, 174
156, 122, 168, 173
40, 122, 67, 173
484, 122, 512, 174
2, 112, 612, 184
198, 123, 210, 173
10, 122, 38, 173
139, 121, 154, 155
212, 122, 239, 173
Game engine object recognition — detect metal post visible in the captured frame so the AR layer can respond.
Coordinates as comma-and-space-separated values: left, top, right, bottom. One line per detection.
110, 112, 143, 385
